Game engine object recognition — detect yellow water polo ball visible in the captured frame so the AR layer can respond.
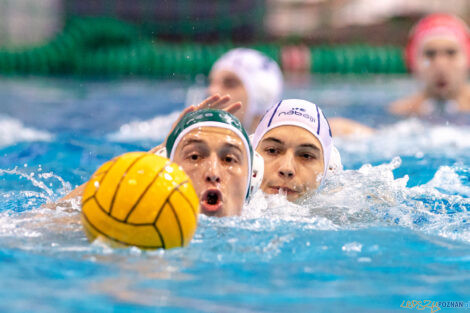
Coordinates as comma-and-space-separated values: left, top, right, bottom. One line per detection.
81, 152, 199, 249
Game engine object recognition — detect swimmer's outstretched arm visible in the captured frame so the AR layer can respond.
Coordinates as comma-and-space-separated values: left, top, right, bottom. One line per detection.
388, 93, 426, 116
149, 94, 241, 153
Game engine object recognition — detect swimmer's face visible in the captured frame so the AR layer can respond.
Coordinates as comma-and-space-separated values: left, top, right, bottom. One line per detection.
416, 38, 468, 99
256, 126, 324, 202
173, 127, 248, 217
208, 70, 248, 122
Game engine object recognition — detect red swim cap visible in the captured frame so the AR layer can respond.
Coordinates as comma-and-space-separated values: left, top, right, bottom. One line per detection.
405, 13, 470, 71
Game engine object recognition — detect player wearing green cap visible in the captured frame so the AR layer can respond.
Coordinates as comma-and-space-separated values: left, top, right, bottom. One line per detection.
150, 94, 262, 217
165, 109, 254, 217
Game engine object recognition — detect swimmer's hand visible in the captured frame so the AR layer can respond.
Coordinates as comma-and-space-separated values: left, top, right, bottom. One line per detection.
149, 94, 241, 154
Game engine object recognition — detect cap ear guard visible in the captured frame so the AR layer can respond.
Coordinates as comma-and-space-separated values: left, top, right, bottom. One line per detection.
154, 146, 167, 158
249, 151, 264, 197
327, 145, 343, 174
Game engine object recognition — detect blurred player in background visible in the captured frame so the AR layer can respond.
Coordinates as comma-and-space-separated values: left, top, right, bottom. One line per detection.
390, 13, 470, 116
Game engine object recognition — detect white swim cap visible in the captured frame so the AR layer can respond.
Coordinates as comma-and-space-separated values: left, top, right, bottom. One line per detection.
211, 48, 283, 127
252, 99, 333, 181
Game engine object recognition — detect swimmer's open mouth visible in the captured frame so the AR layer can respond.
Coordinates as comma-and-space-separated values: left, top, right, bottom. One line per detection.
436, 79, 448, 89
201, 189, 223, 214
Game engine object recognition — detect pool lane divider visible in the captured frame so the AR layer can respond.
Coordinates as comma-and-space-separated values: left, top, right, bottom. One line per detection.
0, 17, 407, 77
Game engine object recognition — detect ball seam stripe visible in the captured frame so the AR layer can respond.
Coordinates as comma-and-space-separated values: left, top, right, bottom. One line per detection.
89, 196, 155, 226
123, 160, 172, 223
81, 195, 95, 207
97, 157, 119, 185
168, 200, 185, 247
82, 210, 163, 249
93, 166, 111, 177
109, 153, 149, 217
153, 180, 189, 224
175, 186, 197, 220
153, 223, 166, 249
92, 157, 120, 214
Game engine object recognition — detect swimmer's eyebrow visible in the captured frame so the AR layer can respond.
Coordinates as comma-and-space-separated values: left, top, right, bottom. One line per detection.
298, 144, 321, 152
181, 138, 207, 148
222, 143, 243, 154
262, 137, 284, 145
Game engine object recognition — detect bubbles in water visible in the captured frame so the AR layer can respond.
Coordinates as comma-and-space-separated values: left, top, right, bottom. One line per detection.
342, 242, 362, 253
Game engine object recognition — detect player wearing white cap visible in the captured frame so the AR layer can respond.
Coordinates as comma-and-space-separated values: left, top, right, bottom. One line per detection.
252, 99, 338, 201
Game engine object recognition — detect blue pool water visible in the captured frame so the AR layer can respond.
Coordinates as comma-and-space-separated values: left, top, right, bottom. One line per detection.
0, 76, 469, 313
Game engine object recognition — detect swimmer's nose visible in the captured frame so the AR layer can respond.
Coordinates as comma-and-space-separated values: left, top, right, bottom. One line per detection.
204, 154, 221, 184
278, 152, 295, 179
279, 168, 294, 178
206, 174, 221, 183
208, 81, 220, 96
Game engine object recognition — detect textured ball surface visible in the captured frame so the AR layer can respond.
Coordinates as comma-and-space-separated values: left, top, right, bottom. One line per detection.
81, 152, 199, 249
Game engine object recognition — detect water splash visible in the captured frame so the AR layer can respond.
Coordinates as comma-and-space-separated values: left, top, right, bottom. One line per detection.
0, 167, 72, 211
0, 157, 468, 257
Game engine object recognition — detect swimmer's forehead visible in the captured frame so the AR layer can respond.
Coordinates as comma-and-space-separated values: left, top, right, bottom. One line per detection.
260, 125, 323, 152
209, 69, 241, 81
179, 126, 245, 149
420, 37, 463, 50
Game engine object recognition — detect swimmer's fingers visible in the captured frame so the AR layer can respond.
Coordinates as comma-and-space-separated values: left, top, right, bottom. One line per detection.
208, 94, 232, 109
196, 94, 233, 110
195, 94, 222, 110
224, 102, 242, 115
162, 105, 196, 147
180, 105, 196, 118
171, 105, 196, 132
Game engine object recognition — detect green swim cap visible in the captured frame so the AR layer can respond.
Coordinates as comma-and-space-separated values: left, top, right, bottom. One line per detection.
166, 109, 253, 199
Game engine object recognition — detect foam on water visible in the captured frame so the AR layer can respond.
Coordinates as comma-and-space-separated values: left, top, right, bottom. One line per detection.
336, 118, 470, 162
107, 111, 180, 142
0, 115, 52, 148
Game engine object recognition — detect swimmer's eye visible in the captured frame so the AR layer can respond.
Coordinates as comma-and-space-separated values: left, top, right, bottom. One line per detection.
223, 155, 239, 164
446, 49, 457, 57
187, 153, 201, 161
299, 153, 316, 160
223, 78, 241, 89
264, 147, 280, 155
424, 49, 437, 59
